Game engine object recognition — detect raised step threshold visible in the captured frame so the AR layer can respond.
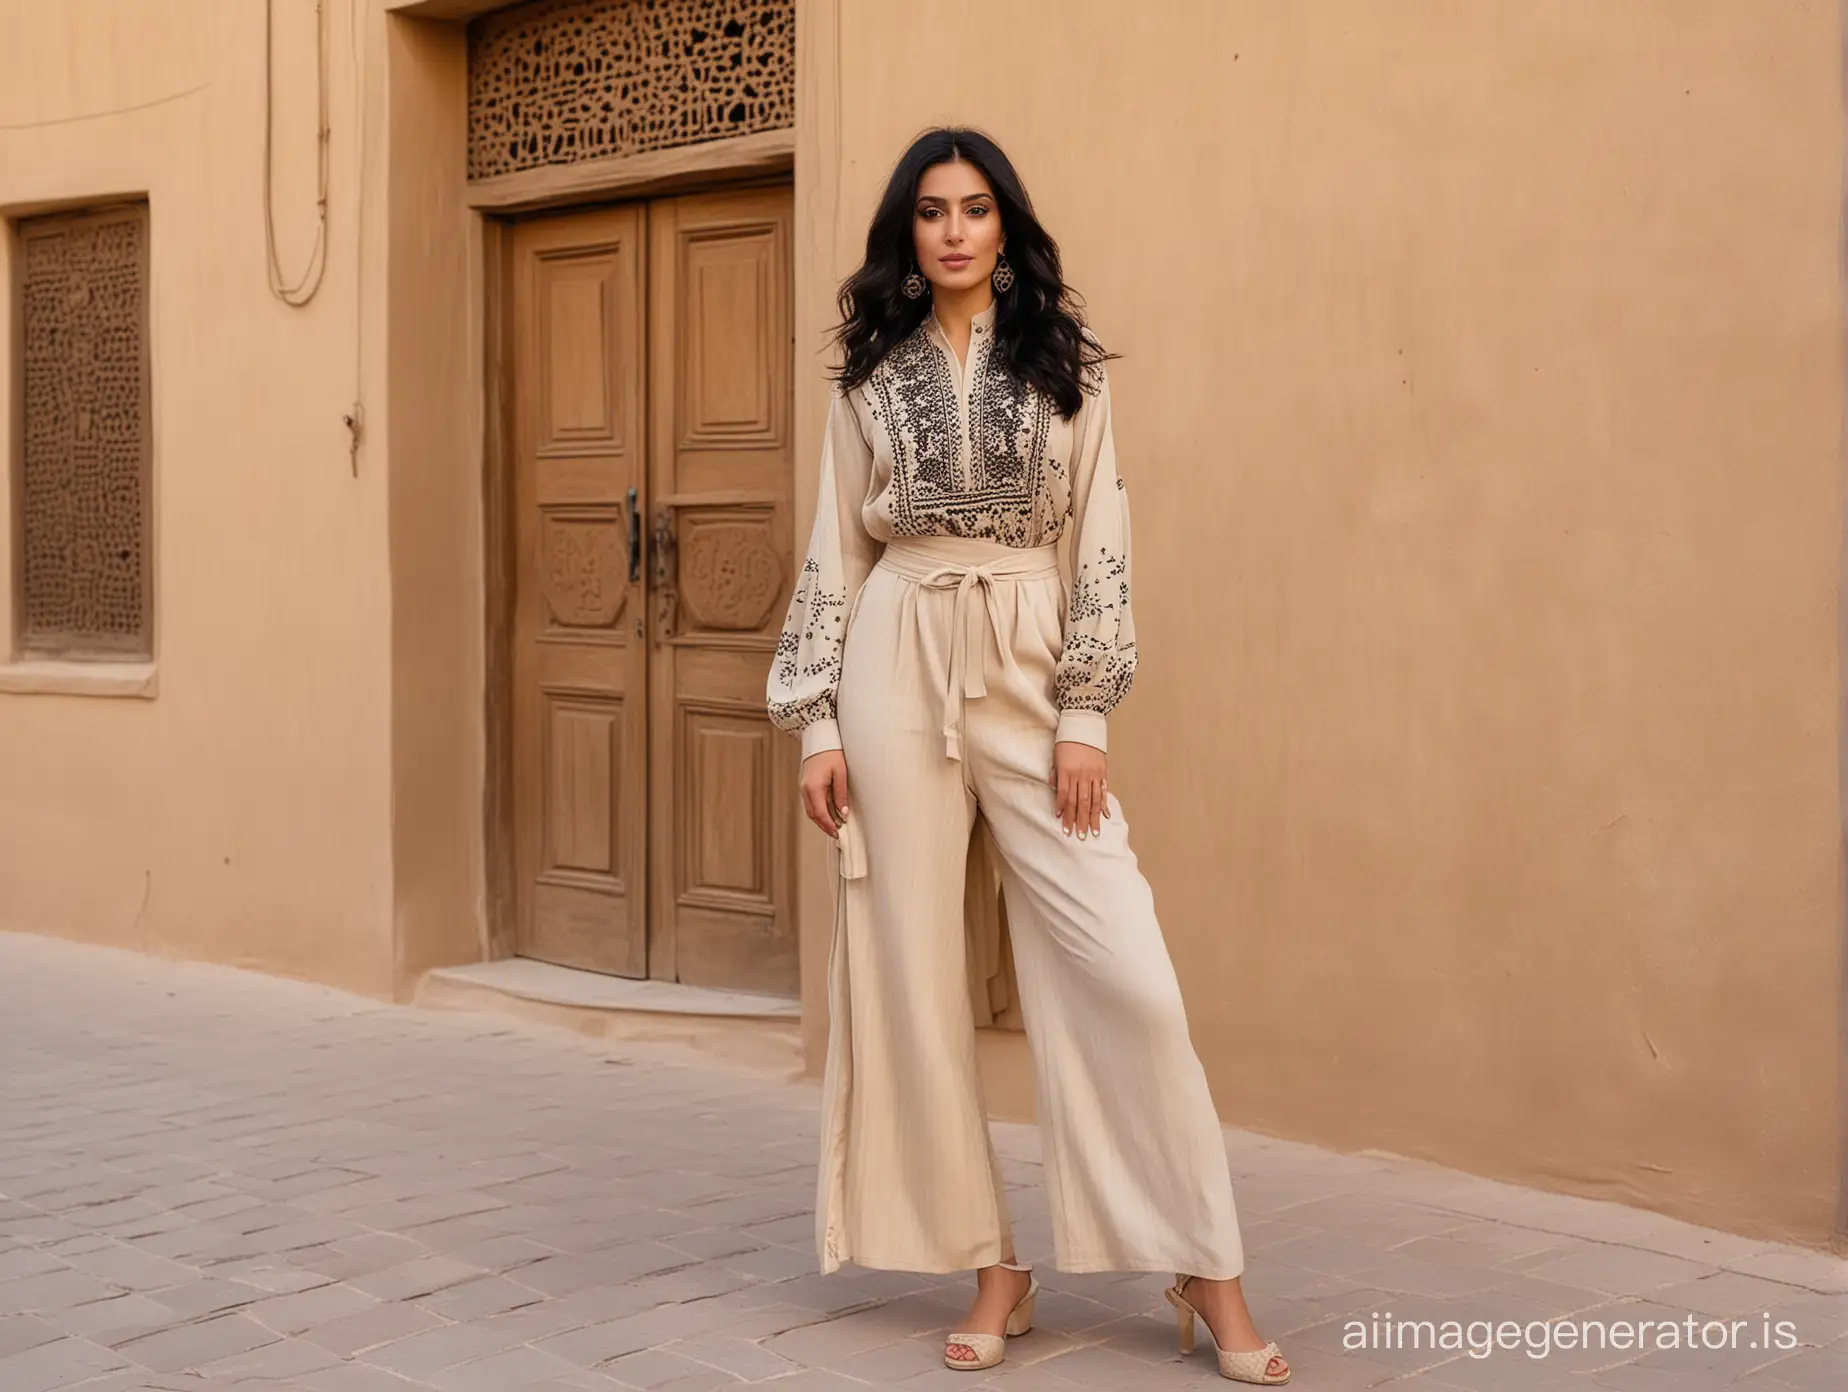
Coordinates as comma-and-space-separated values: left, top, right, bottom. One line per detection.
414, 958, 803, 1073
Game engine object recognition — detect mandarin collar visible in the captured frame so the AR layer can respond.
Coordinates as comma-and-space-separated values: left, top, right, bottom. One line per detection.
927, 299, 999, 343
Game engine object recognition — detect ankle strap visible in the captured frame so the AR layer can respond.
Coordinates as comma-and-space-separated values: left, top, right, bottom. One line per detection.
996, 1260, 1032, 1272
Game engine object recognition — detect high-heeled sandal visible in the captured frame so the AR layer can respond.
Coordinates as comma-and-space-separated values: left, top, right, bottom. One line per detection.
1165, 1274, 1291, 1384
943, 1260, 1037, 1371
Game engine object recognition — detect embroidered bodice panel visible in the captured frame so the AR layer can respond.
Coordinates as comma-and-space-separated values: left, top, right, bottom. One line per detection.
767, 301, 1138, 757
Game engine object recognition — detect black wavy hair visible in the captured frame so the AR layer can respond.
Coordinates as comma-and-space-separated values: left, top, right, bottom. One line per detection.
830, 126, 1113, 419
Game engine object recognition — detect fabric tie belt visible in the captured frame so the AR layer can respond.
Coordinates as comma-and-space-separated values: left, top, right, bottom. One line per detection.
876, 537, 1062, 762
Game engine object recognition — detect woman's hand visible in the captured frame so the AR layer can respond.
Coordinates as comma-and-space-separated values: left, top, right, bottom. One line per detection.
801, 750, 851, 839
1050, 740, 1110, 838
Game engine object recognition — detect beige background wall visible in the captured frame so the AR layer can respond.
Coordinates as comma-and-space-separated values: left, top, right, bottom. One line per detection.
0, 0, 484, 998
796, 0, 1844, 1245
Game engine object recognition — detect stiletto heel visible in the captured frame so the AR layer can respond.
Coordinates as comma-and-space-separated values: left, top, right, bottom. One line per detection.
1165, 1275, 1290, 1385
944, 1261, 1037, 1371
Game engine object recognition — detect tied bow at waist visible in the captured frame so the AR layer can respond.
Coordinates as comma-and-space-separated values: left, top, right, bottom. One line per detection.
876, 537, 1062, 762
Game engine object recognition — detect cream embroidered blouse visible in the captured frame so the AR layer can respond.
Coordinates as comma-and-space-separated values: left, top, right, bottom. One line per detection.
767, 301, 1137, 760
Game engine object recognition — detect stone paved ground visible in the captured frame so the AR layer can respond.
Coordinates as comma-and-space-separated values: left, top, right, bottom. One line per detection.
4, 932, 1848, 1392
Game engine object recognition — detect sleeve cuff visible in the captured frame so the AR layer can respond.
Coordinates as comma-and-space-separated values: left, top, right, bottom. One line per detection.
800, 718, 844, 761
1055, 708, 1108, 752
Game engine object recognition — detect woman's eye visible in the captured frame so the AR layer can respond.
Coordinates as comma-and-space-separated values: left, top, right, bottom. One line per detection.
969, 205, 990, 216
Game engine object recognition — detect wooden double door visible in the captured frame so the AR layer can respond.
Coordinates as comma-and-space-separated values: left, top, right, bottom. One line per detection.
509, 186, 798, 996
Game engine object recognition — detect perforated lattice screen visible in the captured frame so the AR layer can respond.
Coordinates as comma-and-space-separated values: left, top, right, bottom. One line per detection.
18, 204, 152, 658
467, 0, 795, 181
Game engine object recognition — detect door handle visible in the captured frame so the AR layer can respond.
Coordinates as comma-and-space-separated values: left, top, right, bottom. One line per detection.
652, 503, 678, 639
626, 487, 641, 583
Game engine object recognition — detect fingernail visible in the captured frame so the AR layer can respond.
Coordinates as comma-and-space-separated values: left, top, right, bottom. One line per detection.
1063, 826, 1072, 836
1077, 830, 1087, 840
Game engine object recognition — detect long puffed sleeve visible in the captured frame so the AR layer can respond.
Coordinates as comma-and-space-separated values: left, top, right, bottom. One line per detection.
1052, 363, 1138, 751
768, 389, 881, 760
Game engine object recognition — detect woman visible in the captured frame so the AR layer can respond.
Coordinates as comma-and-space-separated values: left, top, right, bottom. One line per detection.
767, 127, 1288, 1385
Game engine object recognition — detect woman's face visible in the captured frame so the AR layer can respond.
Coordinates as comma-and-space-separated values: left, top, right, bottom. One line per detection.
912, 159, 1004, 297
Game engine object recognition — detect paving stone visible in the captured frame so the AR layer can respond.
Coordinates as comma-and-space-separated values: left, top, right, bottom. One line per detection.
361, 1317, 529, 1380
44, 1373, 221, 1392
61, 1292, 181, 1345
442, 1233, 558, 1274
300, 1233, 434, 1281
299, 1364, 437, 1391
717, 1242, 816, 1282
0, 1247, 64, 1283
1761, 1288, 1848, 1346
1651, 1267, 1813, 1319
429, 1342, 588, 1391
301, 1298, 450, 1357
144, 1274, 266, 1319
195, 1332, 348, 1380
0, 1311, 61, 1357
1742, 1345, 1848, 1389
1517, 1244, 1715, 1298
721, 1371, 866, 1392
1394, 1222, 1581, 1269
0, 1336, 131, 1392
517, 1244, 692, 1296
202, 1254, 339, 1293
111, 1309, 279, 1372
412, 1273, 547, 1321
537, 1310, 683, 1368
245, 1278, 382, 1335
764, 1303, 944, 1366
349, 1255, 492, 1302
0, 1265, 122, 1314
1025, 1287, 1124, 1335
9, 931, 1848, 1392
1348, 1255, 1507, 1299
663, 1228, 768, 1263
1013, 1342, 1187, 1389
600, 1346, 743, 1388
665, 1333, 802, 1381
1256, 1228, 1403, 1278
1725, 1247, 1848, 1295
625, 1261, 757, 1307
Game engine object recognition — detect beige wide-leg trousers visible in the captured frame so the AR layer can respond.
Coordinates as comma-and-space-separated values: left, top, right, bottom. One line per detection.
816, 534, 1245, 1278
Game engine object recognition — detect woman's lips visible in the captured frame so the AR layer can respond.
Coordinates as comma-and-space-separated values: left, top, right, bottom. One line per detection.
940, 255, 972, 269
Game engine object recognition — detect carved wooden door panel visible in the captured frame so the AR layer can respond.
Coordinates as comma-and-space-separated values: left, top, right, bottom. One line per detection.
646, 187, 798, 995
511, 208, 650, 977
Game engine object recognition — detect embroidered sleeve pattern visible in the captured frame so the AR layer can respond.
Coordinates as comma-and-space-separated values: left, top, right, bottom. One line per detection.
767, 390, 879, 761
1052, 361, 1138, 752
769, 554, 845, 723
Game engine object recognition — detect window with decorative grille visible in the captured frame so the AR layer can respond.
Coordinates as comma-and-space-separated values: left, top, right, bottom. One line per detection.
13, 202, 153, 661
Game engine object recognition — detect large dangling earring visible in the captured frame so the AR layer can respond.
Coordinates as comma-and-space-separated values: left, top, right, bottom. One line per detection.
902, 265, 927, 300
991, 252, 1015, 294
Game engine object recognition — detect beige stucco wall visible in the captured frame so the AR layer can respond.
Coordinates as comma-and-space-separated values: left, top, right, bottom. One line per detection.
796, 0, 1845, 1245
0, 0, 487, 997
